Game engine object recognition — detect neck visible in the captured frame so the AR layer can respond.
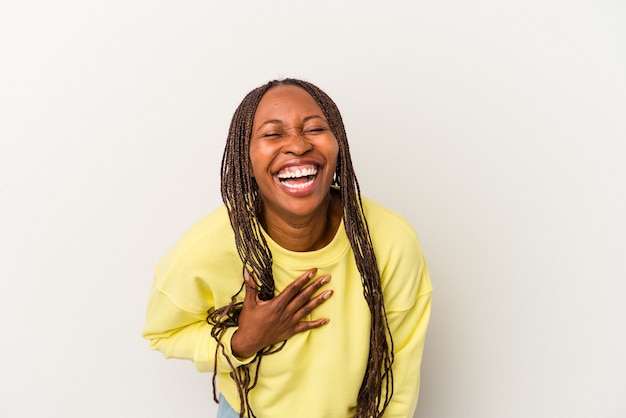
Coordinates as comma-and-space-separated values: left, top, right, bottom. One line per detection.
261, 189, 342, 252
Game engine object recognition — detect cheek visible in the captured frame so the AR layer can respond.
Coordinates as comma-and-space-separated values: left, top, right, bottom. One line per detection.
328, 138, 339, 168
249, 158, 263, 179
248, 143, 261, 178
249, 140, 281, 177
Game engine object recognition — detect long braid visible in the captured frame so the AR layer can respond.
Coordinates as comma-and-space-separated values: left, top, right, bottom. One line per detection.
207, 83, 277, 418
207, 79, 394, 417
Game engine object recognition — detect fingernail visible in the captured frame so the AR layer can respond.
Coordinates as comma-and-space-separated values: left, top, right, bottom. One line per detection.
307, 271, 314, 279
320, 275, 331, 285
322, 290, 333, 300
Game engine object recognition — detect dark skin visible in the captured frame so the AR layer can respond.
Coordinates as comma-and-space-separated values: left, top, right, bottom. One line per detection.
231, 86, 342, 359
231, 268, 333, 359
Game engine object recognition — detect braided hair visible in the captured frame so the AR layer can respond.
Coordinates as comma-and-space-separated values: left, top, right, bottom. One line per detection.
207, 78, 394, 417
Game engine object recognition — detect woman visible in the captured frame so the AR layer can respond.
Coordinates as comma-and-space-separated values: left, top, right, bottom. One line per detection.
142, 79, 432, 418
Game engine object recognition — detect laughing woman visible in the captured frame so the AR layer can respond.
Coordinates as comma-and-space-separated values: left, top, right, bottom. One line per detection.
142, 79, 432, 418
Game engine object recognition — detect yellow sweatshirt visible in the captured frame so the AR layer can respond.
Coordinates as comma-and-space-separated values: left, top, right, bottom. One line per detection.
142, 197, 432, 417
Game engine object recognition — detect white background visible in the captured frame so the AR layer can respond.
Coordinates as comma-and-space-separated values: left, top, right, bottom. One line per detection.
1, 1, 625, 417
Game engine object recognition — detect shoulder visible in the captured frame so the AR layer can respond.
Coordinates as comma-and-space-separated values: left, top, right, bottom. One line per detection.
151, 205, 244, 311
175, 205, 234, 250
361, 197, 431, 309
155, 205, 240, 285
361, 197, 421, 252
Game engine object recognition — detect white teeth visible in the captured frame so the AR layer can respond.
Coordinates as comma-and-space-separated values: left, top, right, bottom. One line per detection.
277, 166, 318, 179
282, 178, 315, 189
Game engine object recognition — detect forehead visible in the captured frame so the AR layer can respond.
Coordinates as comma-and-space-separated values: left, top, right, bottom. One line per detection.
254, 85, 324, 121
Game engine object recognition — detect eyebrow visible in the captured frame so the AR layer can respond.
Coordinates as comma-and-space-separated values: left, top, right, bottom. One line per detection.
255, 115, 326, 132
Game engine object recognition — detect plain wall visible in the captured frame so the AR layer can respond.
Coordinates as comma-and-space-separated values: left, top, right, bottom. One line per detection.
1, 1, 625, 417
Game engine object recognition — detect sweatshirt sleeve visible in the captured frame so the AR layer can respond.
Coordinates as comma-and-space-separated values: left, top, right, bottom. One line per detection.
377, 220, 433, 418
383, 277, 432, 417
141, 273, 256, 373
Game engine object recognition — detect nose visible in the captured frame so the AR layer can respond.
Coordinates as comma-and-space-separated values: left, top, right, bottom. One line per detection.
282, 131, 312, 155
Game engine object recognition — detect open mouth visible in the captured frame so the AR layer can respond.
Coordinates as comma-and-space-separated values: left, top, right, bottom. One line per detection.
276, 165, 319, 190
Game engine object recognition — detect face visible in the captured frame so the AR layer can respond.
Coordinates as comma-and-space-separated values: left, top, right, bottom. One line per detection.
249, 85, 339, 221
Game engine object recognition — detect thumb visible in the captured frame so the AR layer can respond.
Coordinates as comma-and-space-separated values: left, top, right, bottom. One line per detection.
243, 269, 259, 303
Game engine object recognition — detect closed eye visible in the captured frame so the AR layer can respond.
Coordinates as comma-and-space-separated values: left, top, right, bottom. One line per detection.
305, 127, 327, 134
262, 132, 282, 138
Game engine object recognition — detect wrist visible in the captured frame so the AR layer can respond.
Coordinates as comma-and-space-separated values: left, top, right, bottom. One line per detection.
231, 330, 258, 359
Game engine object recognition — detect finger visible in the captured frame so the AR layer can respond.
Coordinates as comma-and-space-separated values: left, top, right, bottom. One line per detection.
274, 268, 317, 310
295, 289, 333, 320
294, 317, 331, 334
289, 275, 331, 312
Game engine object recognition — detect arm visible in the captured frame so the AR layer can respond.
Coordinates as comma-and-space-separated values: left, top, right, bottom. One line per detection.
142, 275, 255, 373
377, 224, 433, 417
142, 269, 334, 372
383, 285, 432, 417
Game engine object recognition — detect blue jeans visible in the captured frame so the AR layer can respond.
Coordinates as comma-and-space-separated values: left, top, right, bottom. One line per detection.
217, 393, 240, 418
